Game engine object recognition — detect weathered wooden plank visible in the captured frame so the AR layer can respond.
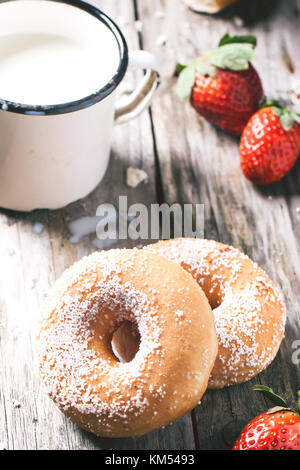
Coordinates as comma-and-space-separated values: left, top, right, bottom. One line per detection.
0, 0, 196, 450
137, 0, 300, 449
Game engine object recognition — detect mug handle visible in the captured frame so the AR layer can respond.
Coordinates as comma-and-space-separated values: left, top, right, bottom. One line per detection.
114, 50, 160, 125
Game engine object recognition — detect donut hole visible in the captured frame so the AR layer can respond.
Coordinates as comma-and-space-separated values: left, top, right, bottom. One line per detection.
188, 270, 224, 311
111, 321, 141, 363
200, 283, 223, 310
207, 295, 222, 310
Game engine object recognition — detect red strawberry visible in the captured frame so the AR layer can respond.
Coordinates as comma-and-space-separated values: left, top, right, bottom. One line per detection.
177, 34, 263, 136
240, 104, 300, 184
233, 385, 300, 450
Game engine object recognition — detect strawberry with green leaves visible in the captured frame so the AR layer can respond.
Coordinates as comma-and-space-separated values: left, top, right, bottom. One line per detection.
233, 385, 300, 450
177, 34, 263, 136
240, 101, 300, 184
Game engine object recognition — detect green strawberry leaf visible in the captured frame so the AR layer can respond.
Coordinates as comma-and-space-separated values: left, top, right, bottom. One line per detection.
293, 113, 300, 125
260, 98, 300, 130
253, 385, 289, 408
267, 406, 293, 415
194, 57, 216, 77
273, 106, 300, 131
276, 108, 295, 130
218, 33, 257, 48
260, 97, 282, 109
176, 64, 196, 101
176, 63, 187, 75
177, 58, 216, 101
207, 43, 254, 71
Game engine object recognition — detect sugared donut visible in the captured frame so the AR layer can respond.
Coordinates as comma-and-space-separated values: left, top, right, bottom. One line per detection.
144, 239, 286, 389
37, 249, 218, 437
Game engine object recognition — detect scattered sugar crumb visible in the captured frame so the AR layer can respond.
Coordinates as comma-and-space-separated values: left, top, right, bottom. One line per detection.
134, 20, 143, 32
155, 10, 165, 19
116, 16, 128, 27
182, 22, 191, 33
233, 16, 244, 27
291, 79, 300, 106
32, 222, 45, 235
12, 399, 21, 408
156, 35, 167, 47
126, 167, 148, 188
117, 82, 135, 95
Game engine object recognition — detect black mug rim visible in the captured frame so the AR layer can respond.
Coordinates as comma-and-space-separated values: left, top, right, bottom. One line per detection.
0, 0, 129, 116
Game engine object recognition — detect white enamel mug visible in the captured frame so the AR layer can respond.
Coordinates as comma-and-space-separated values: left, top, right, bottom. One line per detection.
0, 0, 159, 211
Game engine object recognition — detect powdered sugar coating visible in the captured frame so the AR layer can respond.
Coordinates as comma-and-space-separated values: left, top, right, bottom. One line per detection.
38, 248, 217, 436
145, 239, 287, 388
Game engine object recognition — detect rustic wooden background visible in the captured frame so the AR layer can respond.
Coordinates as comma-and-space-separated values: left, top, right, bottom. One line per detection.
1, 0, 300, 450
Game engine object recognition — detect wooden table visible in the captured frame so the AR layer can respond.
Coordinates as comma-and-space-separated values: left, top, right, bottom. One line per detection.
1, 0, 300, 450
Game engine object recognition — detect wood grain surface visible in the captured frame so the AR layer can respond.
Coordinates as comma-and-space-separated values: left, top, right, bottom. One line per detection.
0, 0, 299, 450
